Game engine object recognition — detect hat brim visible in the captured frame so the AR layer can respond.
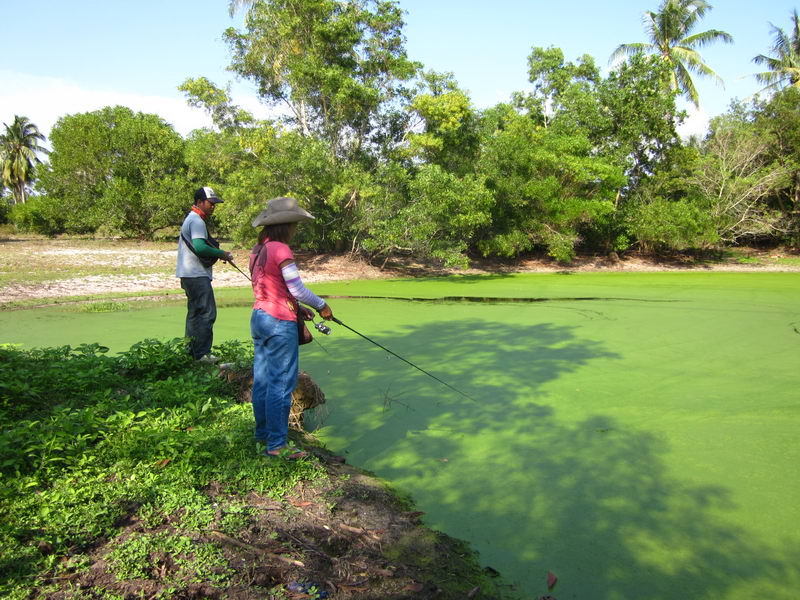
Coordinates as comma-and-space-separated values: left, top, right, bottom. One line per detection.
252, 208, 314, 228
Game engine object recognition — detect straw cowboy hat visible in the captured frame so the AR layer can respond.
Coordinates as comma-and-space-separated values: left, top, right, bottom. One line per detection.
252, 197, 315, 227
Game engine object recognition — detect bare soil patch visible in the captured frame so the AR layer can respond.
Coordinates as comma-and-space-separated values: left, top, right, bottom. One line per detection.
0, 237, 392, 304
2, 235, 798, 305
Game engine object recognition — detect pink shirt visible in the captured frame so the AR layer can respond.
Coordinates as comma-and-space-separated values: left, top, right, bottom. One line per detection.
249, 241, 297, 321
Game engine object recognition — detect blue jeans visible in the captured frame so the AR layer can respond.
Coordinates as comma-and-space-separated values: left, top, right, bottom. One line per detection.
250, 309, 299, 452
181, 277, 216, 359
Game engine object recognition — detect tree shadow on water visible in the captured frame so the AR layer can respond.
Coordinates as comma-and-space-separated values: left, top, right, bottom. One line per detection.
305, 319, 800, 599
309, 319, 613, 458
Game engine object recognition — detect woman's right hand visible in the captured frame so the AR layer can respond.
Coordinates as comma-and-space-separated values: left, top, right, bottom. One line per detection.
318, 304, 333, 320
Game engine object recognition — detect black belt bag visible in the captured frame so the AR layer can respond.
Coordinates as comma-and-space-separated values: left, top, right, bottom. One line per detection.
296, 309, 313, 346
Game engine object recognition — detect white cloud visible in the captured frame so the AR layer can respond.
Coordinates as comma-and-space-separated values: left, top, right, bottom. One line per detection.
0, 70, 213, 139
677, 104, 710, 141
1, 70, 288, 144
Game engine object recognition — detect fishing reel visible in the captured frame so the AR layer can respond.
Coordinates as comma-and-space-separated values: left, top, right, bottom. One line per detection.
313, 320, 332, 335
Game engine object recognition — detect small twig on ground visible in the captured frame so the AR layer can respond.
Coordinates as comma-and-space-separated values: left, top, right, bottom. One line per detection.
380, 384, 412, 412
209, 530, 305, 567
279, 528, 340, 565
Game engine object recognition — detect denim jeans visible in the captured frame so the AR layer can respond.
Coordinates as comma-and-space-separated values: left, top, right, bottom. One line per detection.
250, 309, 299, 452
181, 277, 216, 359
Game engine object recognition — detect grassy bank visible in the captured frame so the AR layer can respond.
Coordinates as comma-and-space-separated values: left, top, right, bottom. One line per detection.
0, 339, 509, 600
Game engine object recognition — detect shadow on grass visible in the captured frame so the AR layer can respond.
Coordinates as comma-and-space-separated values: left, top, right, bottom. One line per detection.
303, 319, 800, 599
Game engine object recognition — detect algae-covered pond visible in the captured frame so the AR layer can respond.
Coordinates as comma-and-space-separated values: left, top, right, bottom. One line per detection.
2, 271, 799, 599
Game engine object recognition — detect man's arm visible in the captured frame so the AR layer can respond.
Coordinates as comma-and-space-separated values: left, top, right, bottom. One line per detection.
192, 238, 230, 260
188, 216, 232, 261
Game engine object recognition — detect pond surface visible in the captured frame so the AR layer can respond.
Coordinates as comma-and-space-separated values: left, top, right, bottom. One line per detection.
2, 272, 799, 599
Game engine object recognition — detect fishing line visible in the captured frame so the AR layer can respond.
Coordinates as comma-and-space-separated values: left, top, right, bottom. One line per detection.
310, 325, 332, 355
330, 317, 477, 403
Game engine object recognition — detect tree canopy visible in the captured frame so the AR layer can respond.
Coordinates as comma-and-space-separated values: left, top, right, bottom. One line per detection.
223, 0, 419, 159
6, 1, 800, 256
38, 106, 189, 238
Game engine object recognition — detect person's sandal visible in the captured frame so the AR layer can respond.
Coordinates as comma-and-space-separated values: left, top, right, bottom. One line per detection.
265, 447, 309, 460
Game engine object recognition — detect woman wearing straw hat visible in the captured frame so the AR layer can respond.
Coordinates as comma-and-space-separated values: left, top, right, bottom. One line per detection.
249, 197, 334, 459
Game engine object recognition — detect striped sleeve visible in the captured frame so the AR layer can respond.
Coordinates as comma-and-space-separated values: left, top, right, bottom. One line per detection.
281, 263, 326, 310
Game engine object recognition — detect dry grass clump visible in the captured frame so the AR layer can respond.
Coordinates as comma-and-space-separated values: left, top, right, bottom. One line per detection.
219, 365, 326, 431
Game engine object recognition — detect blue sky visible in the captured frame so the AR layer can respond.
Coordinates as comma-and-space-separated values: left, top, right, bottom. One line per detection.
1, 0, 797, 140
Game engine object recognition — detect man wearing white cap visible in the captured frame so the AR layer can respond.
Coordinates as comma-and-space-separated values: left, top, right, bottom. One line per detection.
176, 186, 234, 362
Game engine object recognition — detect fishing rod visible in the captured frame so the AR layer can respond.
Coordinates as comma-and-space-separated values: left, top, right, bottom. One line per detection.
227, 260, 251, 282
329, 316, 476, 403
224, 261, 467, 400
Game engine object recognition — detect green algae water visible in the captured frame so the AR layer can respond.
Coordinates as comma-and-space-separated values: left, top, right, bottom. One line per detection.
2, 272, 798, 599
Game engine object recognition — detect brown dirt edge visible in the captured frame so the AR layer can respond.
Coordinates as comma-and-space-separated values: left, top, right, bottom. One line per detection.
3, 247, 800, 310
35, 439, 513, 600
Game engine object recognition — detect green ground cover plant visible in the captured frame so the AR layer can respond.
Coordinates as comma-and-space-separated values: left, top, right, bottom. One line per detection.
0, 339, 320, 598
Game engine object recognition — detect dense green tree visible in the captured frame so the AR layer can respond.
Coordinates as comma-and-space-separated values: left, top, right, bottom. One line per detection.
514, 49, 681, 253
223, 0, 419, 159
752, 10, 800, 93
590, 55, 685, 251
625, 196, 717, 252
476, 109, 624, 262
214, 128, 343, 247
514, 46, 600, 128
623, 144, 718, 252
406, 71, 481, 175
610, 0, 732, 107
184, 128, 251, 187
594, 56, 681, 180
535, 52, 681, 187
0, 116, 49, 205
752, 88, 800, 242
176, 3, 795, 259
361, 164, 492, 267
38, 106, 188, 238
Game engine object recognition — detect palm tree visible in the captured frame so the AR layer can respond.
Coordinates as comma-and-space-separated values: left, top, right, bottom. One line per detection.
610, 0, 733, 108
0, 115, 49, 205
752, 10, 800, 93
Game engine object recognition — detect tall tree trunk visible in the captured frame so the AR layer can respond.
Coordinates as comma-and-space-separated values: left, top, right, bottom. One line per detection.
16, 182, 26, 204
299, 101, 310, 137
